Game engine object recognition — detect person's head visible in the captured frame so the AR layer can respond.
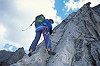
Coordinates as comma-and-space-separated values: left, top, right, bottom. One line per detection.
49, 19, 54, 24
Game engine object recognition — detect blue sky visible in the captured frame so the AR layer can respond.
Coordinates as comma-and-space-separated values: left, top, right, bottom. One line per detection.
0, 0, 100, 54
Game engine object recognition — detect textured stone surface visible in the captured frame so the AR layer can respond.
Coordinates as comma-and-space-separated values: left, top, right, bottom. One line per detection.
11, 2, 100, 66
0, 47, 25, 66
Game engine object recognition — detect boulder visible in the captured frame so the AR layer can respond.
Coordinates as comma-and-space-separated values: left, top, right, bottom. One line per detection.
0, 47, 25, 66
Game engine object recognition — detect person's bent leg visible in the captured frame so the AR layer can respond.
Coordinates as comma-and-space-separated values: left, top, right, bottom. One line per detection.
45, 34, 51, 50
45, 33, 56, 55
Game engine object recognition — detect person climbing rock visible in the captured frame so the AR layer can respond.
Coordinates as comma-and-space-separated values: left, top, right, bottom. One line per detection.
43, 19, 56, 55
28, 14, 45, 57
28, 14, 56, 57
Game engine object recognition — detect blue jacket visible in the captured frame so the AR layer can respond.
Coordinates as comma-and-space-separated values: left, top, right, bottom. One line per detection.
35, 19, 53, 33
35, 24, 44, 32
43, 19, 53, 35
43, 19, 52, 28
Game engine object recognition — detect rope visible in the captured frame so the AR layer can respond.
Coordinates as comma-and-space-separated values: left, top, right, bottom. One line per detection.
22, 21, 35, 31
22, 26, 31, 31
42, 30, 50, 66
42, 48, 48, 66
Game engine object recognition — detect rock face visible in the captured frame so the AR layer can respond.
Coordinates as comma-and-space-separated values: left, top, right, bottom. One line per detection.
11, 2, 100, 66
0, 47, 25, 66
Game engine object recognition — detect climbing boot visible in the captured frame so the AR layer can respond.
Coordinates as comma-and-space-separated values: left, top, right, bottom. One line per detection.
28, 52, 32, 57
48, 51, 56, 55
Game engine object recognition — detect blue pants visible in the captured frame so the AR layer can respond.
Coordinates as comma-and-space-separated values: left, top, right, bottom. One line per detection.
29, 31, 42, 51
43, 30, 51, 50
29, 30, 52, 51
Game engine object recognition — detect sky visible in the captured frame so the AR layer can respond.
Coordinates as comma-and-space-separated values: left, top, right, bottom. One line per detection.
0, 0, 100, 54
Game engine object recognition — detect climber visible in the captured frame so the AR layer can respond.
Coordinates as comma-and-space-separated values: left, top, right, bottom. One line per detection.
28, 14, 45, 57
28, 15, 56, 57
43, 19, 56, 55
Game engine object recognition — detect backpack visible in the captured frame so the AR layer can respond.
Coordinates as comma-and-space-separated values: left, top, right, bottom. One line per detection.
30, 14, 45, 27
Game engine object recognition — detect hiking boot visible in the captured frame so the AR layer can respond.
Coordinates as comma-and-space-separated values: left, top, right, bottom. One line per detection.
48, 51, 56, 55
28, 52, 32, 57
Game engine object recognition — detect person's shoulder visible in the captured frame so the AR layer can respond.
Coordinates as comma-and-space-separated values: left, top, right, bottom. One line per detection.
43, 19, 49, 23
45, 19, 49, 21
